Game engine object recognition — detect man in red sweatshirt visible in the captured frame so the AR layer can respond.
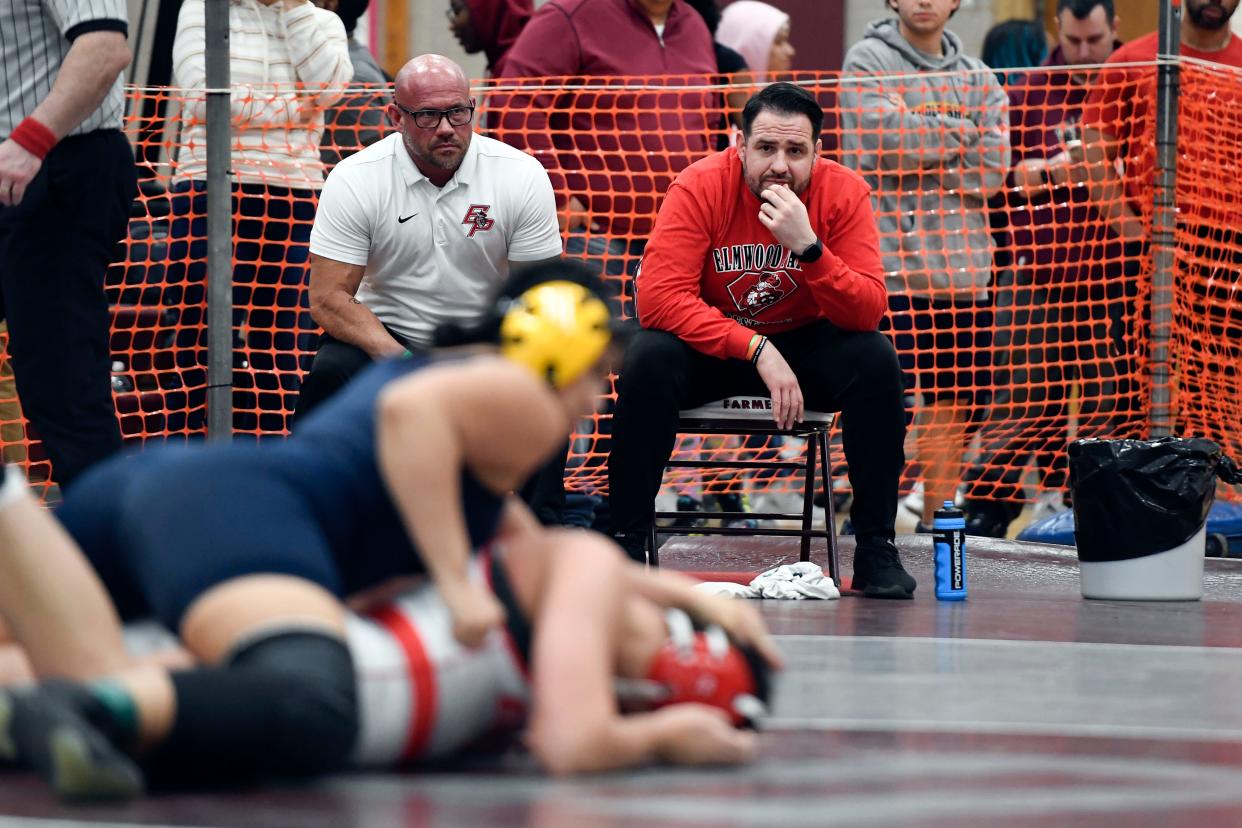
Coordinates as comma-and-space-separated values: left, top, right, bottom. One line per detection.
608, 83, 915, 599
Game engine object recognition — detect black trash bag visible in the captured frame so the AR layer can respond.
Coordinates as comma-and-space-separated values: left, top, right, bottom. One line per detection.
1069, 437, 1242, 562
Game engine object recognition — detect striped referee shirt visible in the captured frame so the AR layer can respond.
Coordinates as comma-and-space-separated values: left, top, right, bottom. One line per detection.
0, 0, 129, 140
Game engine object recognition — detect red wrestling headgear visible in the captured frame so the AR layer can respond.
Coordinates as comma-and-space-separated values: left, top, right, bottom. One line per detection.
634, 608, 771, 728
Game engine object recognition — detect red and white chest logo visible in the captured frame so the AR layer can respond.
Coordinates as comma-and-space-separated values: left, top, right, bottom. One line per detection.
726, 270, 798, 317
461, 204, 495, 237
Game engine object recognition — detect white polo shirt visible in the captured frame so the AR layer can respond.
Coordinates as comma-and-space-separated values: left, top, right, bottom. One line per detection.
310, 132, 563, 348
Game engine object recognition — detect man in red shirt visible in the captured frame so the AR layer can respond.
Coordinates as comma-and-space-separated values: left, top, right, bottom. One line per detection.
1079, 0, 1242, 441
607, 83, 915, 599
1080, 0, 1242, 237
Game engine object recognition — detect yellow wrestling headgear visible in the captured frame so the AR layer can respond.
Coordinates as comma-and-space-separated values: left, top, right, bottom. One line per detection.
499, 280, 613, 388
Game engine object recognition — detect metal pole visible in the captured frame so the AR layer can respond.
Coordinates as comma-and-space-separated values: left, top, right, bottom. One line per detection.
1150, 0, 1180, 437
204, 0, 233, 440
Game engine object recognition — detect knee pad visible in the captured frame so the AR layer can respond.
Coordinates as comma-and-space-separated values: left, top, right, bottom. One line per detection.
229, 630, 359, 775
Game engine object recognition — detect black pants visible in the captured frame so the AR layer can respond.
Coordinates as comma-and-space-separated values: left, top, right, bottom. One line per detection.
293, 332, 568, 525
0, 131, 135, 488
608, 323, 906, 544
292, 332, 379, 422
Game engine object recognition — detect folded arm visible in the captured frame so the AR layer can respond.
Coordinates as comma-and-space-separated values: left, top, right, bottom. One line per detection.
838, 55, 974, 174
943, 78, 1011, 200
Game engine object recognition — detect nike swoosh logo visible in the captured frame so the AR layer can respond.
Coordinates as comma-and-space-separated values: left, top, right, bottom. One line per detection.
397, 212, 418, 223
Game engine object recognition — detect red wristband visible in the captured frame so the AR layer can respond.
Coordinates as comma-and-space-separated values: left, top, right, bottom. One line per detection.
9, 117, 57, 160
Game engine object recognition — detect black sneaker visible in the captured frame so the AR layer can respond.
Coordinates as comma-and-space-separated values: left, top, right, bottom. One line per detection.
963, 499, 1016, 538
0, 686, 144, 801
704, 492, 758, 529
671, 495, 704, 529
611, 531, 649, 564
915, 521, 934, 534
852, 540, 917, 599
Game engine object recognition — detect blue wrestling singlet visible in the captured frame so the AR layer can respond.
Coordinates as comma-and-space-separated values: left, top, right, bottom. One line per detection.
58, 356, 507, 627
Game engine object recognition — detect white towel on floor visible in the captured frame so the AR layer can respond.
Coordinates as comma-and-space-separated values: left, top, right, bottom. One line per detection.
694, 581, 757, 599
695, 562, 840, 600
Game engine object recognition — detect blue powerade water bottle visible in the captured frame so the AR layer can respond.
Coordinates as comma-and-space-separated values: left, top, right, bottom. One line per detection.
933, 501, 967, 601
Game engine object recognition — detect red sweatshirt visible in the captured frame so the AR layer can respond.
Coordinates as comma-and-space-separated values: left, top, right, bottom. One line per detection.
1080, 31, 1242, 227
636, 147, 887, 360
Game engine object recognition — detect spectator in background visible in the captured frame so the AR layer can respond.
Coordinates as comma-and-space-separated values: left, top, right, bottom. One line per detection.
0, 0, 136, 490
447, 0, 533, 76
684, 0, 751, 149
839, 0, 1009, 532
318, 0, 392, 168
716, 1, 795, 83
170, 0, 352, 433
962, 0, 1125, 537
980, 18, 1049, 84
497, 0, 716, 255
1078, 0, 1242, 241
1077, 0, 1242, 452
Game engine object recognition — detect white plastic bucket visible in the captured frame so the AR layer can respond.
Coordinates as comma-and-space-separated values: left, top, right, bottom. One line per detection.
1078, 523, 1206, 601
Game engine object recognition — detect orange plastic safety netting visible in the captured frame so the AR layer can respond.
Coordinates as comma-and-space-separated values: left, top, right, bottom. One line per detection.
1169, 59, 1242, 489
1, 63, 1238, 510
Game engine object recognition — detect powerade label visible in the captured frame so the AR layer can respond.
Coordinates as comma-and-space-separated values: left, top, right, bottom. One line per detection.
950, 532, 964, 591
933, 527, 967, 600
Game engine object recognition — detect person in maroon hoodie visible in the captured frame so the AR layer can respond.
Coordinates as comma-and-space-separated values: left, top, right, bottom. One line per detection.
606, 84, 915, 599
495, 0, 717, 242
447, 0, 532, 76
961, 0, 1126, 537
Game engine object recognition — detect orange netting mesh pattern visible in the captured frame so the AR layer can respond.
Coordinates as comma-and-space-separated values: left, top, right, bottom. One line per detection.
2, 64, 1238, 507
1169, 61, 1242, 487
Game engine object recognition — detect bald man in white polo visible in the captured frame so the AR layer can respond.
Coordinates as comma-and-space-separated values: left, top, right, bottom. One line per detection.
298, 53, 566, 518
299, 53, 561, 409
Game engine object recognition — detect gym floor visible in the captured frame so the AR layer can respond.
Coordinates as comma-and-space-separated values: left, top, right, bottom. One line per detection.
3, 534, 1242, 827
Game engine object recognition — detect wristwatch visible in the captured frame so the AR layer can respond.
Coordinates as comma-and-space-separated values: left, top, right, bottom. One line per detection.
797, 238, 823, 263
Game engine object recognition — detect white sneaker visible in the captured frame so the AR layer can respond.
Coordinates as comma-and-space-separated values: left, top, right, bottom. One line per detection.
900, 481, 924, 516
903, 481, 967, 515
750, 489, 805, 529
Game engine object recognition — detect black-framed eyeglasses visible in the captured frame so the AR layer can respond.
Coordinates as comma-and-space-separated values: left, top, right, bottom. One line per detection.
394, 103, 475, 129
